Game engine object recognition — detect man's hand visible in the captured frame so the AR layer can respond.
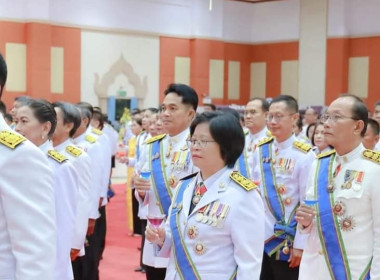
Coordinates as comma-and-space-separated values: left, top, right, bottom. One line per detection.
70, 249, 80, 261
134, 174, 151, 198
145, 223, 166, 246
295, 204, 315, 228
288, 248, 303, 268
87, 218, 96, 235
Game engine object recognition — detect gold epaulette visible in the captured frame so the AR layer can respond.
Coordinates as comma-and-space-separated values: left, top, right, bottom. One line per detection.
92, 128, 103, 135
0, 130, 26, 149
145, 133, 166, 144
266, 130, 272, 137
230, 172, 257, 191
317, 149, 336, 159
66, 145, 83, 157
48, 150, 67, 163
85, 135, 97, 144
257, 136, 274, 147
363, 149, 380, 164
293, 141, 312, 153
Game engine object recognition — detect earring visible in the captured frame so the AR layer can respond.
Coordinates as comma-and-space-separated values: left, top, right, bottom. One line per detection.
41, 135, 45, 140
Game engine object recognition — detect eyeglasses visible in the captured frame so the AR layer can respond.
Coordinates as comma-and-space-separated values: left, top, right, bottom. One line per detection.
186, 139, 216, 148
320, 114, 358, 123
265, 114, 292, 123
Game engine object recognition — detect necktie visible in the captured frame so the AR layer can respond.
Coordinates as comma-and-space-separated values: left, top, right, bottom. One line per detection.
189, 182, 207, 214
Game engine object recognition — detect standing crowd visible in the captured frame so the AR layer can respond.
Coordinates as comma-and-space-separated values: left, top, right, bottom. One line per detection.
1, 47, 380, 280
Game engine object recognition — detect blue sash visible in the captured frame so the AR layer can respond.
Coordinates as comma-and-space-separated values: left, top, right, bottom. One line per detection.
150, 139, 172, 216
170, 177, 237, 280
237, 151, 249, 178
259, 141, 298, 261
316, 154, 371, 280
170, 177, 202, 280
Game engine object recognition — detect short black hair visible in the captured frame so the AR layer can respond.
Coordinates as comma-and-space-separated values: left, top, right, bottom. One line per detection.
190, 111, 244, 168
0, 53, 7, 98
164, 83, 198, 111
340, 94, 368, 137
0, 100, 6, 115
249, 97, 270, 112
204, 103, 216, 111
221, 108, 241, 123
53, 102, 82, 137
26, 99, 57, 139
367, 118, 380, 136
270, 95, 298, 113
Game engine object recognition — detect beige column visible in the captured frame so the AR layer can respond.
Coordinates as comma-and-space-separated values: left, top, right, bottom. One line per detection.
298, 0, 328, 106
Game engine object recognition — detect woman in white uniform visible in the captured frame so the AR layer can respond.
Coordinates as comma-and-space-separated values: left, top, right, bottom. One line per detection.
146, 111, 265, 280
15, 99, 78, 280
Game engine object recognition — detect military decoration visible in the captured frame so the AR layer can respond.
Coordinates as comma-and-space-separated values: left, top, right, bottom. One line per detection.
194, 241, 206, 255
339, 216, 355, 232
333, 201, 346, 216
187, 225, 198, 239
282, 240, 290, 255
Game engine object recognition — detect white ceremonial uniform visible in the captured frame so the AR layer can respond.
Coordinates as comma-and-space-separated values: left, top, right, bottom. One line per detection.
299, 144, 380, 280
74, 132, 104, 220
87, 126, 112, 207
103, 123, 119, 157
244, 127, 270, 178
0, 114, 56, 279
137, 128, 195, 268
157, 167, 265, 280
134, 132, 150, 221
39, 141, 78, 280
251, 135, 315, 252
55, 139, 92, 253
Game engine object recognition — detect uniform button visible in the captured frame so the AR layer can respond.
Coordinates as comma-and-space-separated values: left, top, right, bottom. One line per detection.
156, 201, 160, 206
318, 250, 323, 255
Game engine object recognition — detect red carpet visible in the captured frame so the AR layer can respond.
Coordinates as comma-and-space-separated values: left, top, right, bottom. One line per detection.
99, 183, 146, 280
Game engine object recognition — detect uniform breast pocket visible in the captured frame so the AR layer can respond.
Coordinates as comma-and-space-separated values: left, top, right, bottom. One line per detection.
335, 183, 364, 200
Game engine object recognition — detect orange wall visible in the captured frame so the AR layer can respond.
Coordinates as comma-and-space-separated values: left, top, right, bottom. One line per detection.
160, 36, 298, 105
326, 37, 380, 110
0, 21, 81, 109
1, 20, 380, 111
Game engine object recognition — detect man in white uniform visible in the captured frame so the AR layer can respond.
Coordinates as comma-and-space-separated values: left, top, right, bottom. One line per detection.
239, 97, 270, 178
135, 83, 198, 280
251, 95, 315, 280
0, 53, 57, 279
297, 95, 380, 280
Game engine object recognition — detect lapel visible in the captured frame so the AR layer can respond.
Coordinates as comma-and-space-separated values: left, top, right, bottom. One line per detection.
181, 175, 197, 220
189, 170, 230, 217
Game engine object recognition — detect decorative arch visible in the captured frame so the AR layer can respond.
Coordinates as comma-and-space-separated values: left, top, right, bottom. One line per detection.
93, 54, 148, 99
